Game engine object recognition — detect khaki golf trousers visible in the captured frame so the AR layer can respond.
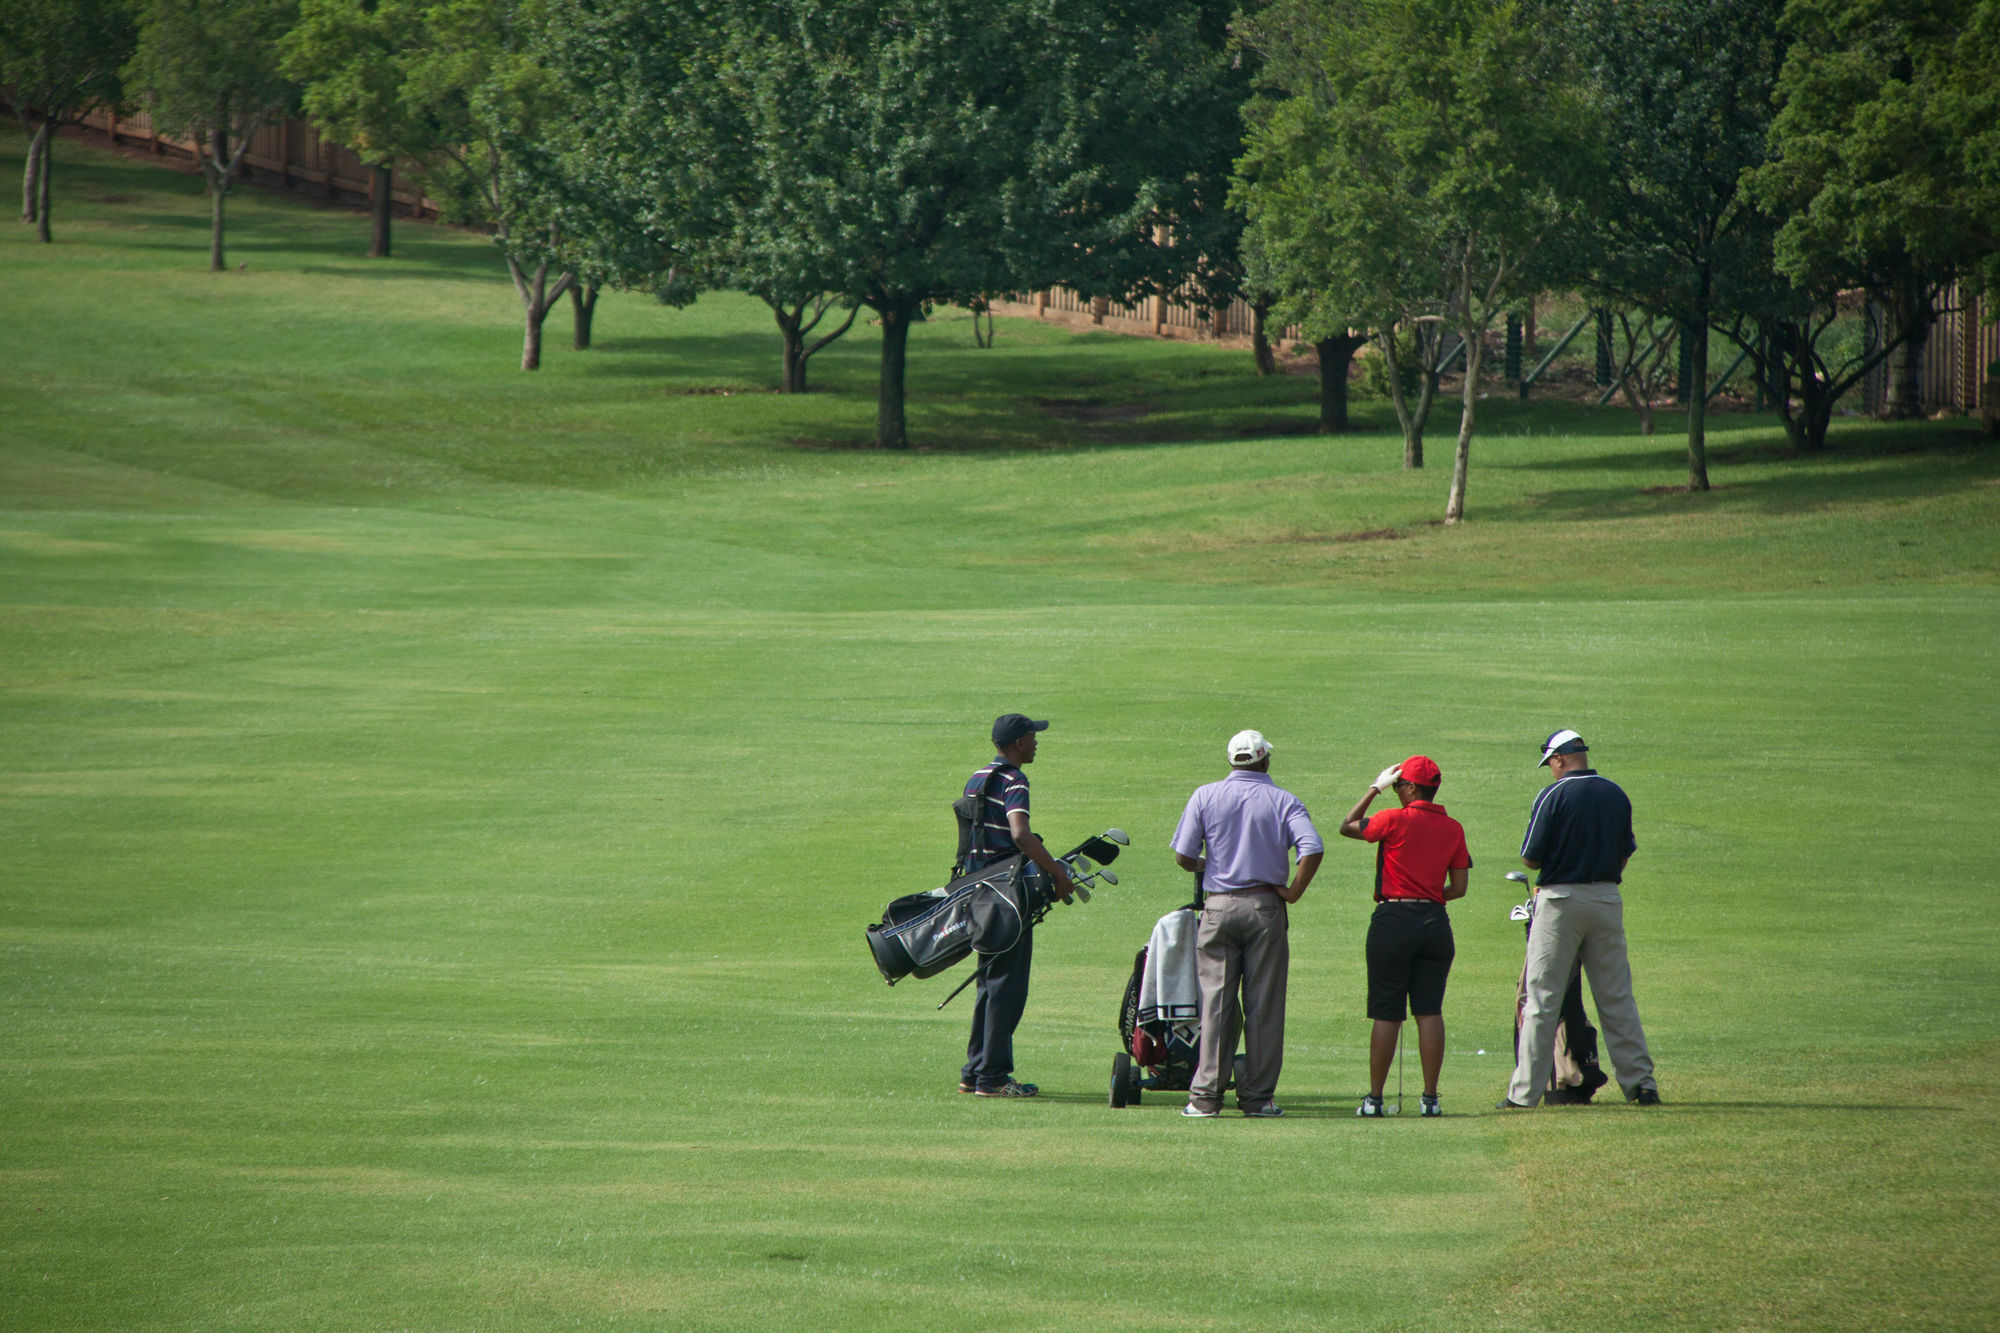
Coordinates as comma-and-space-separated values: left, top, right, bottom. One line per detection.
1507, 885, 1655, 1106
1190, 889, 1288, 1112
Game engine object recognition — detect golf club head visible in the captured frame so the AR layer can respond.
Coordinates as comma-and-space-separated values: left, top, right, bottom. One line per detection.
1074, 885, 1091, 903
1098, 868, 1118, 886
1509, 902, 1533, 922
1104, 829, 1130, 846
1072, 856, 1094, 874
1504, 870, 1530, 884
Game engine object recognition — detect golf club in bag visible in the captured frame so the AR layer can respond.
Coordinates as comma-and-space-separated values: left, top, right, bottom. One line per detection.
1505, 870, 1610, 1103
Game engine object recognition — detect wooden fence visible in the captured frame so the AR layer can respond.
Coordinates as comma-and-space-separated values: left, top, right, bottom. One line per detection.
992, 286, 1304, 345
74, 105, 443, 218
1013, 279, 1995, 416
1858, 285, 1997, 416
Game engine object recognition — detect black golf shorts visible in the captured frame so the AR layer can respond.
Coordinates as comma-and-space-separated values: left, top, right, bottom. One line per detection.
1365, 902, 1455, 1021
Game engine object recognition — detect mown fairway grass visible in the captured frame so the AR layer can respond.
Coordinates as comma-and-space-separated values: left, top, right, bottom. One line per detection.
3, 138, 1997, 1331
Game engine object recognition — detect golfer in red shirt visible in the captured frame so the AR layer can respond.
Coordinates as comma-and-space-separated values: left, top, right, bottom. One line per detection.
1337, 756, 1471, 1117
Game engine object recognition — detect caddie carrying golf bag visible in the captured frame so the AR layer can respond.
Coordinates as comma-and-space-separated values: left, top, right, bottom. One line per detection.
865, 763, 1125, 989
867, 760, 1044, 985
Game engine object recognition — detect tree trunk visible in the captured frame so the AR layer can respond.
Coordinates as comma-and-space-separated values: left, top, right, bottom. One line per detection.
523, 299, 544, 371
1803, 391, 1836, 452
1380, 326, 1439, 469
1380, 330, 1419, 468
774, 303, 805, 392
876, 302, 913, 448
209, 127, 228, 272
1252, 303, 1277, 376
22, 120, 48, 225
1685, 321, 1710, 491
35, 132, 52, 243
1886, 288, 1930, 420
570, 281, 598, 351
505, 256, 573, 371
1445, 331, 1483, 525
770, 295, 857, 393
1315, 333, 1364, 433
368, 164, 392, 258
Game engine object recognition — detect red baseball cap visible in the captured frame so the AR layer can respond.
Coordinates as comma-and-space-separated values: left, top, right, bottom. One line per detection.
1400, 755, 1441, 786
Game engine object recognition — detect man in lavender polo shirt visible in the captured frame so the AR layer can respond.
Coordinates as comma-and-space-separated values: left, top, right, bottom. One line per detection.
1171, 730, 1324, 1118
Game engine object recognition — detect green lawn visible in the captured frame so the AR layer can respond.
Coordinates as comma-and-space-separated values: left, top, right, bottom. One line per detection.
3, 137, 1997, 1331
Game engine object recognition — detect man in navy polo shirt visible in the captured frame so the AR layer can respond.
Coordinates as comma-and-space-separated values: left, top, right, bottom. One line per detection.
1338, 754, 1471, 1118
957, 713, 1079, 1099
1170, 729, 1323, 1119
1500, 730, 1661, 1109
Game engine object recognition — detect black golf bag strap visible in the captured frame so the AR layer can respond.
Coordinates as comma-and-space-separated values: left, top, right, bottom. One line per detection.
953, 763, 1008, 879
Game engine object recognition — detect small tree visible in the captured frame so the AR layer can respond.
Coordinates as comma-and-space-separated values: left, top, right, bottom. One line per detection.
1231, 113, 1376, 438
1601, 309, 1682, 437
1570, 0, 1785, 489
528, 0, 736, 364
1237, 0, 1587, 515
127, 0, 298, 272
281, 0, 432, 258
727, 0, 1237, 447
0, 0, 136, 242
1747, 0, 1995, 427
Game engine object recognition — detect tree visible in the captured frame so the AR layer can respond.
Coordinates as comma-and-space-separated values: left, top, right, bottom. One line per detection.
1232, 106, 1377, 437
1236, 0, 1587, 517
1570, 0, 1784, 489
288, 0, 635, 369
725, 0, 1236, 447
1950, 0, 2000, 300
1, 0, 136, 243
1601, 308, 1683, 437
1746, 0, 1997, 433
281, 0, 428, 258
127, 0, 298, 271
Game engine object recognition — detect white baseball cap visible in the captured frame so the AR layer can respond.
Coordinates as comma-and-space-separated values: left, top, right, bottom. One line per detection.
1539, 729, 1588, 766
1227, 729, 1272, 766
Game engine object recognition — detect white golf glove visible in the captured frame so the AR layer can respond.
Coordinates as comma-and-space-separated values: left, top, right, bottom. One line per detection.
1372, 765, 1402, 792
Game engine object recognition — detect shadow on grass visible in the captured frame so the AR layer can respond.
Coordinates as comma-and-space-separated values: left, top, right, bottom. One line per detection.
1491, 422, 1998, 522
584, 332, 783, 384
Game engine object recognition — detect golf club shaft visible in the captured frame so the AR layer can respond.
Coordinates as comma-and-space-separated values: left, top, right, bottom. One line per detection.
937, 961, 982, 1010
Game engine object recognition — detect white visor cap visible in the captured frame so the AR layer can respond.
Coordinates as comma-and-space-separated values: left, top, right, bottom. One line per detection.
1227, 729, 1273, 766
1539, 728, 1587, 766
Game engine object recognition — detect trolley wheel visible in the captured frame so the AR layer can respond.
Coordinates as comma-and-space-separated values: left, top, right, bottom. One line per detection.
1126, 1062, 1143, 1105
1110, 1052, 1132, 1108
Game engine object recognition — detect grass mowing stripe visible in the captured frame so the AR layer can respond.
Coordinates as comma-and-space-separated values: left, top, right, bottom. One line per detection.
3, 134, 1997, 1330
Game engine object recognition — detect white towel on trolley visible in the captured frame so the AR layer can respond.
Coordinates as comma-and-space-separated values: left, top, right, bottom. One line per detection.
1136, 907, 1201, 1026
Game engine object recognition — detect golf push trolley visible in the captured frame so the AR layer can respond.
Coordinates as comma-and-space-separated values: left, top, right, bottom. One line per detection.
1106, 873, 1243, 1108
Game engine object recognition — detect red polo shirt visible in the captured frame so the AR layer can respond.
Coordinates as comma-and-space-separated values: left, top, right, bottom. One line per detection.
1362, 800, 1472, 902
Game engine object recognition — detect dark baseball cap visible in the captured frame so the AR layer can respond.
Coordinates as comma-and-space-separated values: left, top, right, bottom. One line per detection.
992, 714, 1050, 748
1539, 729, 1588, 766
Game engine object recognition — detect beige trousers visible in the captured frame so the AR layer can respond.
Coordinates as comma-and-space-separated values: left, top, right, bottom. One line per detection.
1506, 886, 1655, 1106
1190, 890, 1288, 1112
